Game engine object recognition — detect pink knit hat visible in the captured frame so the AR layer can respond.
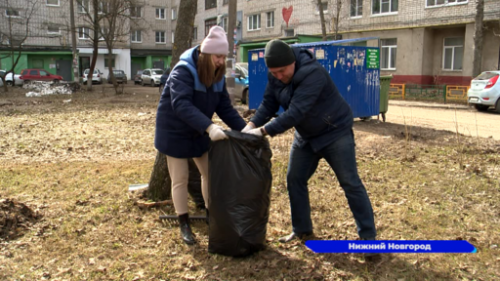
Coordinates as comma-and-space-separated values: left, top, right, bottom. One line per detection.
201, 26, 228, 55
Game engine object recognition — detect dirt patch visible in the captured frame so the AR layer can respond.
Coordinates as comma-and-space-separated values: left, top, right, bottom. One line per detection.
0, 198, 42, 240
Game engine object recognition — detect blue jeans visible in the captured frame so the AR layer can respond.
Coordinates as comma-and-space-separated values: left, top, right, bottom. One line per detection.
286, 131, 376, 239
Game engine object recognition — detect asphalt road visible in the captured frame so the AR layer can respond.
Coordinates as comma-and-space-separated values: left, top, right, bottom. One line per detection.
385, 102, 500, 140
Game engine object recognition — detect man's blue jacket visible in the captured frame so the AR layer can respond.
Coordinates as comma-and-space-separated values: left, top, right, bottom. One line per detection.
250, 47, 353, 152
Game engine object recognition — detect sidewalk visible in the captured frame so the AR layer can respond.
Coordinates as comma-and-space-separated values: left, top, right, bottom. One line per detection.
389, 100, 470, 111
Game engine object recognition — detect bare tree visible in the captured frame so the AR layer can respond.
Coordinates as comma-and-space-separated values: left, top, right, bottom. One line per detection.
148, 0, 198, 201
0, 0, 40, 92
472, 0, 484, 77
317, 0, 327, 41
99, 0, 142, 94
74, 0, 103, 91
329, 0, 345, 41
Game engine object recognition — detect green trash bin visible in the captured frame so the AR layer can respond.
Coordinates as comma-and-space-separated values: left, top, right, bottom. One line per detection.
379, 75, 393, 122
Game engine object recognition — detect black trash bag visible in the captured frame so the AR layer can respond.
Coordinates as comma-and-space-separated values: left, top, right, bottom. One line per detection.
208, 130, 273, 257
187, 158, 205, 210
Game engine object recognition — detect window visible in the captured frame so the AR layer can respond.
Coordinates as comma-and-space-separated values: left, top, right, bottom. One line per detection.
40, 70, 48, 76
205, 0, 217, 10
47, 24, 60, 34
193, 27, 198, 41
248, 14, 261, 31
5, 9, 20, 17
30, 70, 38, 76
131, 30, 141, 43
155, 31, 166, 43
78, 27, 90, 39
172, 31, 175, 43
266, 12, 274, 28
426, 0, 467, 8
99, 27, 110, 41
46, 0, 59, 6
381, 38, 397, 70
221, 17, 228, 32
171, 8, 177, 20
316, 1, 329, 13
372, 0, 398, 15
443, 37, 463, 70
130, 6, 141, 18
223, 0, 228, 5
156, 8, 165, 19
77, 0, 89, 13
104, 55, 115, 68
205, 18, 217, 36
98, 2, 109, 14
284, 29, 294, 37
351, 0, 363, 17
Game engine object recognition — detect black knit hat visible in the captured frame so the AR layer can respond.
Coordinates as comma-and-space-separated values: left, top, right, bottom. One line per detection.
264, 39, 295, 68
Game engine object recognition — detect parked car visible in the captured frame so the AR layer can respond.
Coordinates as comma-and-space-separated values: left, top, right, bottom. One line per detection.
231, 62, 249, 104
82, 68, 103, 84
133, 70, 143, 85
141, 68, 163, 87
19, 69, 63, 83
159, 67, 171, 94
0, 70, 24, 86
467, 71, 500, 113
107, 70, 127, 84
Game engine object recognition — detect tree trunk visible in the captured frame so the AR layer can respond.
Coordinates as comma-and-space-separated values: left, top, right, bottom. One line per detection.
317, 0, 327, 41
147, 151, 171, 201
169, 0, 197, 68
148, 0, 198, 202
472, 0, 484, 78
87, 1, 100, 91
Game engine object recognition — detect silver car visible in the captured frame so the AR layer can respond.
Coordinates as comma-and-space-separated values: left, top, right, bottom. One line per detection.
141, 68, 164, 87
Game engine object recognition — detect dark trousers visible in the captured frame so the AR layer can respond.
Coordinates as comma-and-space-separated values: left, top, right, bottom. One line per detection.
286, 131, 376, 239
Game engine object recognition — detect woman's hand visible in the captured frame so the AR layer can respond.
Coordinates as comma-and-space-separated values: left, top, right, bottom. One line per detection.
206, 124, 228, 141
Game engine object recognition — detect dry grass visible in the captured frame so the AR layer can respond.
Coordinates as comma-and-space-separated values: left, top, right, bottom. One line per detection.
1, 86, 500, 280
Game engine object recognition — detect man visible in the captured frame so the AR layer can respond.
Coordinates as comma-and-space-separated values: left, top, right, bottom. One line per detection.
243, 39, 377, 244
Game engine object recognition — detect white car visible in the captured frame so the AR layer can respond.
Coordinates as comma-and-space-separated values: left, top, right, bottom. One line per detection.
0, 70, 23, 86
82, 68, 103, 84
467, 71, 500, 113
140, 68, 164, 87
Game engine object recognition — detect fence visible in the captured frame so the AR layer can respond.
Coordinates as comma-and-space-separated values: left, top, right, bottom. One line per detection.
389, 84, 469, 104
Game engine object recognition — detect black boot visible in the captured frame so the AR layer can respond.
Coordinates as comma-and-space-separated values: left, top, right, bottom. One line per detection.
205, 209, 209, 225
178, 213, 196, 245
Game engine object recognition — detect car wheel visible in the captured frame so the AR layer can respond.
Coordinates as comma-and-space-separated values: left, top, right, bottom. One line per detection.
495, 99, 500, 114
6, 81, 13, 86
241, 88, 248, 105
474, 104, 489, 112
53, 80, 59, 84
151, 80, 155, 87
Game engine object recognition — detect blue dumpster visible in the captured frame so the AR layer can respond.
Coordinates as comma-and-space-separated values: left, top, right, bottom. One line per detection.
248, 37, 380, 118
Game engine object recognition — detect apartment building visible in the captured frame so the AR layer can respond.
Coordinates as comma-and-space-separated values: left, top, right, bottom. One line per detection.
0, 0, 178, 80
224, 0, 500, 85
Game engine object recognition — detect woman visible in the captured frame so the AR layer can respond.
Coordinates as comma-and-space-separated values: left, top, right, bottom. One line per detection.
155, 26, 246, 245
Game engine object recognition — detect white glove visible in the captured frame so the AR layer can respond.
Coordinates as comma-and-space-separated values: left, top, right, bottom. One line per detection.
246, 127, 263, 137
241, 123, 255, 133
206, 124, 228, 141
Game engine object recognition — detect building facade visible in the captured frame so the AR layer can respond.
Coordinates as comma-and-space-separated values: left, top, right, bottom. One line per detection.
0, 0, 178, 81
2, 0, 499, 86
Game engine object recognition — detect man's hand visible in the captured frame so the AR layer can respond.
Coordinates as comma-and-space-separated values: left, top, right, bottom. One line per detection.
206, 124, 228, 141
246, 127, 263, 137
241, 122, 255, 133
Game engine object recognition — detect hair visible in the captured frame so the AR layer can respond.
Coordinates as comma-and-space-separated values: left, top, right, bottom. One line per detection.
197, 50, 226, 88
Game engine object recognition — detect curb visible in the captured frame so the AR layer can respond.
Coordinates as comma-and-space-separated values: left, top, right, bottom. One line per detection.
388, 101, 470, 111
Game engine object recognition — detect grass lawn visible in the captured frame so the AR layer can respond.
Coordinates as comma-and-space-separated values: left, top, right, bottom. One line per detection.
1, 86, 499, 280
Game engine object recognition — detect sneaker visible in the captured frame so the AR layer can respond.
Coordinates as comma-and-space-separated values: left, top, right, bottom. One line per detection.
278, 232, 315, 243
